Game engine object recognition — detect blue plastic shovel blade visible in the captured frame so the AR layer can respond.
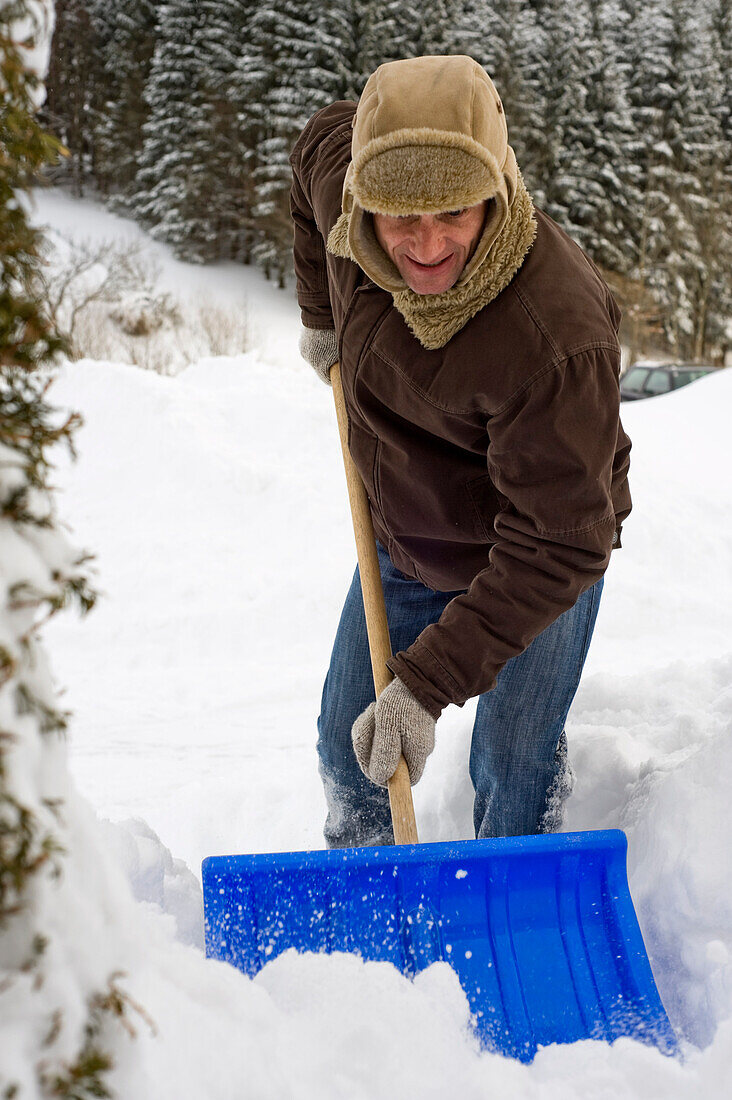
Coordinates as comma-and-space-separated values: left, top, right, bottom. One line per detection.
202, 829, 676, 1062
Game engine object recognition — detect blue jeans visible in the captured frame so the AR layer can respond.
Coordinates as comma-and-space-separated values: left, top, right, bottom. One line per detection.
317, 543, 603, 848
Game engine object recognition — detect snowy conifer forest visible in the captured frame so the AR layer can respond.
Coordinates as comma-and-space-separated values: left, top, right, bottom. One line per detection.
43, 0, 732, 363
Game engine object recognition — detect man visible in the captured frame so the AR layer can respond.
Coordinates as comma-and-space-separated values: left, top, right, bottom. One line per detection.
290, 55, 631, 848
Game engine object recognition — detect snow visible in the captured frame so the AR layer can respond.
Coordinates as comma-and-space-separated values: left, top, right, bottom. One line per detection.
10, 189, 732, 1094
3, 0, 55, 104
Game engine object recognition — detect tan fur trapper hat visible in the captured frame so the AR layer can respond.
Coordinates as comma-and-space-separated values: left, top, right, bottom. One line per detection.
343, 55, 520, 293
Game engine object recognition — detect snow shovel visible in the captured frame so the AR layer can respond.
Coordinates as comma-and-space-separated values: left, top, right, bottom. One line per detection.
202, 363, 676, 1061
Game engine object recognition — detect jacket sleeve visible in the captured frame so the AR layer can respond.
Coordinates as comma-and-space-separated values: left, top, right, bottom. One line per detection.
289, 102, 355, 331
387, 347, 628, 718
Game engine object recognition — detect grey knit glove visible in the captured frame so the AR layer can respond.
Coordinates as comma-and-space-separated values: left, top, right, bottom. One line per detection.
352, 676, 436, 787
298, 326, 339, 385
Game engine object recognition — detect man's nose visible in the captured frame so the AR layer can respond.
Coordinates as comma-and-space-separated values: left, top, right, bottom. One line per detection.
411, 216, 448, 261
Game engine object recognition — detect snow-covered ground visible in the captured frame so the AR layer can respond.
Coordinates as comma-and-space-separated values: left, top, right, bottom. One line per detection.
18, 191, 732, 1095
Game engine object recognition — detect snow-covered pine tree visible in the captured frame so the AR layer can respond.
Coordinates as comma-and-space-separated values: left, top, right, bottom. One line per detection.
345, 0, 418, 95
707, 0, 732, 360
244, 0, 308, 284
95, 0, 157, 209
246, 0, 347, 284
451, 0, 548, 204
448, 0, 490, 66
562, 0, 641, 274
80, 0, 117, 192
2, 1, 67, 370
711, 0, 732, 145
414, 0, 463, 55
189, 0, 254, 262
42, 0, 107, 196
228, 2, 269, 266
134, 0, 226, 261
646, 0, 705, 354
623, 0, 679, 351
625, 0, 730, 358
1, 2, 134, 1094
531, 0, 596, 233
306, 2, 355, 107
661, 0, 730, 359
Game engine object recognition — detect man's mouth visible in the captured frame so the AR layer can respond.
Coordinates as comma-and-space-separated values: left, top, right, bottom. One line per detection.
405, 254, 453, 271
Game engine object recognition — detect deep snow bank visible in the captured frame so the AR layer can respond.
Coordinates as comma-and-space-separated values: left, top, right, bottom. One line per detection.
584, 368, 732, 676
20, 187, 732, 1097
32, 352, 731, 1096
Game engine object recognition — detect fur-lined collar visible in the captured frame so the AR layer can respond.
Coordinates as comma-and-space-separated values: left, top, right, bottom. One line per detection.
327, 173, 537, 350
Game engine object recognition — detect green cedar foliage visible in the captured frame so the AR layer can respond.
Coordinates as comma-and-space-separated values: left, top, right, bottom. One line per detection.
0, 5, 130, 1096
1, 1, 66, 367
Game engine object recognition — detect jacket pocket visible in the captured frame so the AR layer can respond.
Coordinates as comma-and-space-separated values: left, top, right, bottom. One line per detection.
465, 473, 502, 543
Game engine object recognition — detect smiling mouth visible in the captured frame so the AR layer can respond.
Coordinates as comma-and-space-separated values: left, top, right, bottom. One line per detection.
406, 254, 453, 270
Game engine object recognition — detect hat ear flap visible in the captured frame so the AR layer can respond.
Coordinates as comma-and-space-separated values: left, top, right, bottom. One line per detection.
503, 146, 518, 207
455, 189, 510, 287
347, 206, 407, 292
341, 162, 355, 215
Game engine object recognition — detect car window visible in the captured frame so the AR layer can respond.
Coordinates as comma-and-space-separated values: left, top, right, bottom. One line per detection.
673, 370, 712, 389
621, 367, 649, 392
645, 369, 672, 394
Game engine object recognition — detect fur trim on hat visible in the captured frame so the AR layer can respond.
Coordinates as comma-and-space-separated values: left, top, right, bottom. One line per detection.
327, 209, 351, 260
351, 128, 504, 216
327, 171, 537, 350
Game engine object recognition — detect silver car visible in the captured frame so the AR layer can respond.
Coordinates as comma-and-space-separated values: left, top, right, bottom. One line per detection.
620, 361, 717, 401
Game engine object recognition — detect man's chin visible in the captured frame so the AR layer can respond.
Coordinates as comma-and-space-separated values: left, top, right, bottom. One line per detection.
404, 275, 460, 295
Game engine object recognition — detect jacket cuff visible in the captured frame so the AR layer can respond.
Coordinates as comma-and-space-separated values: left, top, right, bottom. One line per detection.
298, 299, 335, 331
387, 639, 467, 719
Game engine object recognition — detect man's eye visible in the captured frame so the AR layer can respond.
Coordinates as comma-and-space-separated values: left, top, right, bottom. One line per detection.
447, 209, 466, 218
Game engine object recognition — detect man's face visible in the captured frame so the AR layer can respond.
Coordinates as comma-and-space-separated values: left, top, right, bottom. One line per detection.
372, 202, 487, 295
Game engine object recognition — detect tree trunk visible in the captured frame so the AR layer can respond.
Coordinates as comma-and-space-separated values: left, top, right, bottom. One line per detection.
693, 274, 710, 362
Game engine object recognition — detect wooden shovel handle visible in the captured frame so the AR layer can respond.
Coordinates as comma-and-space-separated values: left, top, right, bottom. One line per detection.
331, 362, 419, 845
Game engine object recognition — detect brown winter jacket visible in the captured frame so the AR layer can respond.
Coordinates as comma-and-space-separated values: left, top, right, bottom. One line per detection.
290, 100, 632, 719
